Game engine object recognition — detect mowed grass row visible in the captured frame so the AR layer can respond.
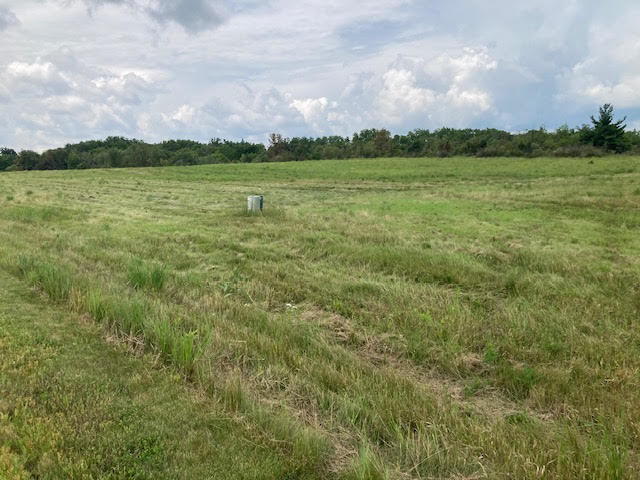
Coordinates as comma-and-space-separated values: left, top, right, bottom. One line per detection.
1, 156, 639, 478
0, 269, 326, 480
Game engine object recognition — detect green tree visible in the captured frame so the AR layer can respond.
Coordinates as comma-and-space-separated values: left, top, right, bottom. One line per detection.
374, 129, 391, 156
267, 133, 291, 161
37, 148, 68, 170
582, 104, 629, 152
0, 147, 17, 171
15, 150, 40, 170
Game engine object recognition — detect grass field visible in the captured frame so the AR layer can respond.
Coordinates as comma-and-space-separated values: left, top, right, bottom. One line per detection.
1, 156, 639, 479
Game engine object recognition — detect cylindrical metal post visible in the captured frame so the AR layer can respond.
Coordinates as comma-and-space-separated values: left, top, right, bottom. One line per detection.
247, 195, 263, 213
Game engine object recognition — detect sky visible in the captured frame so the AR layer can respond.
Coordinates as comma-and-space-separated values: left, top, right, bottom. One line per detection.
1, 0, 640, 151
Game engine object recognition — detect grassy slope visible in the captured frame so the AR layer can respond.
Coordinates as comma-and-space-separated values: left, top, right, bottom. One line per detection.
1, 156, 639, 479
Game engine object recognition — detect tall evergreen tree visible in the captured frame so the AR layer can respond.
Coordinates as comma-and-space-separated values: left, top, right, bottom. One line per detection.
582, 104, 629, 152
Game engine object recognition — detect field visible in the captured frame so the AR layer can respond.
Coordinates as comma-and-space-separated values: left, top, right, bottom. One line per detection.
1, 156, 639, 479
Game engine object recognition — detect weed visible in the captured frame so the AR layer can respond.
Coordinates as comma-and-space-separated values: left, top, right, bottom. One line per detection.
220, 267, 245, 296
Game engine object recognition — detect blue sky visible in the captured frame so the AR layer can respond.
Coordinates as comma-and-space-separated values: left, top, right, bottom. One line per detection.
1, 0, 639, 151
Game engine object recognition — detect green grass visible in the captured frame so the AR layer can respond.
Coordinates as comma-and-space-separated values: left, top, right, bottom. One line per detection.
0, 271, 316, 479
128, 257, 167, 291
1, 156, 639, 479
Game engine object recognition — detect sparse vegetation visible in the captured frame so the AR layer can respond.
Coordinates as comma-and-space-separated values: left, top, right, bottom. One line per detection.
1, 156, 639, 478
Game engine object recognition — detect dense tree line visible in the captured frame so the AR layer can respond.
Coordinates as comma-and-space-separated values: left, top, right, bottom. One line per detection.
0, 138, 266, 172
1, 105, 638, 172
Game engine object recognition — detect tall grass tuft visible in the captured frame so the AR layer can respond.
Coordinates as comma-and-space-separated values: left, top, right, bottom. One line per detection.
149, 265, 167, 291
224, 380, 331, 476
16, 254, 72, 302
345, 445, 389, 480
127, 257, 167, 291
86, 288, 109, 323
146, 314, 174, 357
85, 288, 147, 336
171, 329, 201, 375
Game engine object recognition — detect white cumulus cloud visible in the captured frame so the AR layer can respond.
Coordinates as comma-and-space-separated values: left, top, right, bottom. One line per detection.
377, 68, 436, 122
167, 104, 197, 124
373, 49, 496, 127
290, 97, 329, 129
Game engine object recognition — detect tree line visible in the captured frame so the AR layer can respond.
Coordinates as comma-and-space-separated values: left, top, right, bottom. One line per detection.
1, 104, 637, 172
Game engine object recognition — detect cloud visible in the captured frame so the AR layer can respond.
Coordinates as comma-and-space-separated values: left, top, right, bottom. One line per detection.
373, 50, 496, 127
0, 80, 10, 103
92, 72, 156, 105
219, 86, 299, 134
42, 95, 86, 113
564, 74, 640, 109
0, 5, 19, 30
290, 97, 329, 130
222, 48, 501, 138
163, 103, 197, 125
77, 0, 226, 32
5, 60, 74, 95
552, 4, 640, 110
426, 48, 498, 85
1, 0, 640, 150
124, 46, 511, 143
0, 47, 164, 149
446, 87, 491, 110
145, 0, 225, 32
557, 33, 640, 109
377, 68, 436, 122
150, 86, 316, 141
